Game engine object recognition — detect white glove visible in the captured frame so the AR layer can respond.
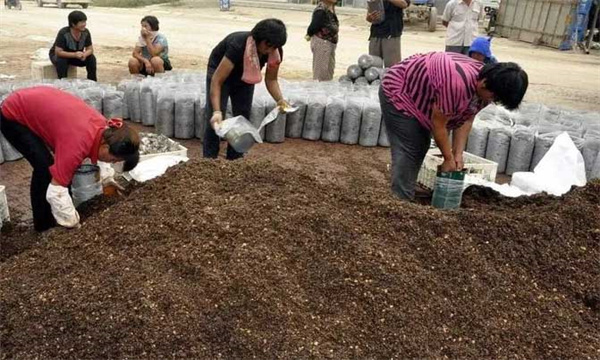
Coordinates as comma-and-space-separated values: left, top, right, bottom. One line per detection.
98, 161, 115, 183
98, 161, 124, 191
210, 111, 223, 131
46, 183, 80, 228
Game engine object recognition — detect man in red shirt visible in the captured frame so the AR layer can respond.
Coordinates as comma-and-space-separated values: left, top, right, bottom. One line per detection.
0, 87, 140, 231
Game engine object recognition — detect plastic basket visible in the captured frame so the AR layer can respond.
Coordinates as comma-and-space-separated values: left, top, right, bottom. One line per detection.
417, 149, 498, 190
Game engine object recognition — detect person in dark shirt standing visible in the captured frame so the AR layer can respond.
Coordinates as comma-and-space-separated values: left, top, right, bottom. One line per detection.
49, 11, 97, 81
204, 19, 290, 160
306, 0, 339, 81
366, 0, 410, 67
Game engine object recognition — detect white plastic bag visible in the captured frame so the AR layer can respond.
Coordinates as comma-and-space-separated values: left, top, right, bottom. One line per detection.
127, 155, 189, 182
340, 97, 364, 145
156, 89, 175, 137
174, 92, 196, 139
303, 96, 327, 141
286, 94, 307, 138
322, 96, 345, 143
359, 98, 382, 147
102, 90, 124, 119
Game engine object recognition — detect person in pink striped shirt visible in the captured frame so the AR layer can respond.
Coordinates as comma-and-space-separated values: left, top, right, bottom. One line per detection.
380, 51, 528, 200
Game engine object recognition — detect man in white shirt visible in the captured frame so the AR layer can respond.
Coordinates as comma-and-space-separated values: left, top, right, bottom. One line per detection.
442, 0, 483, 54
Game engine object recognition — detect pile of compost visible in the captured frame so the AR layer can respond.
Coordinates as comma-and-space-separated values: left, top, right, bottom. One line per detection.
1, 159, 598, 359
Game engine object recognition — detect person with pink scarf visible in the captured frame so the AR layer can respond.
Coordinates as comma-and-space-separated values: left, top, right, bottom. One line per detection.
203, 19, 289, 160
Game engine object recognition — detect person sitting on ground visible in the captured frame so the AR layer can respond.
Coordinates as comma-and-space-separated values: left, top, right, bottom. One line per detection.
469, 36, 498, 64
49, 10, 97, 81
128, 16, 172, 76
0, 87, 140, 231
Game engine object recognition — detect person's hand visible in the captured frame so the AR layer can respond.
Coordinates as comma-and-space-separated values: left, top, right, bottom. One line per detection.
440, 158, 458, 173
144, 60, 154, 75
277, 99, 291, 112
102, 177, 125, 196
366, 11, 381, 23
141, 28, 150, 38
210, 111, 223, 131
454, 153, 464, 170
75, 51, 85, 60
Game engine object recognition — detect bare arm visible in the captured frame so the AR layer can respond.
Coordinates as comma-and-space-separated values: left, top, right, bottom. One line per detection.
55, 46, 78, 59
83, 44, 93, 58
451, 116, 474, 169
210, 57, 235, 113
431, 105, 457, 172
144, 38, 164, 57
265, 62, 283, 103
132, 46, 146, 63
388, 0, 408, 9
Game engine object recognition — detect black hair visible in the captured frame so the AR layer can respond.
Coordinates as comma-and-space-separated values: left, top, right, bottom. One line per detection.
141, 15, 159, 31
68, 11, 87, 28
251, 18, 287, 48
478, 62, 529, 110
103, 125, 140, 171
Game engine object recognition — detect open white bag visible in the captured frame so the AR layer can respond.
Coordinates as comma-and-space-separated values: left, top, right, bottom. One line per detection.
466, 132, 586, 197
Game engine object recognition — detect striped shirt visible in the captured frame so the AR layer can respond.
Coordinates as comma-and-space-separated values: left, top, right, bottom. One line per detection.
382, 52, 487, 131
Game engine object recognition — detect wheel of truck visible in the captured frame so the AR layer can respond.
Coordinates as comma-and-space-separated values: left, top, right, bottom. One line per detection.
428, 7, 437, 32
81, 3, 88, 8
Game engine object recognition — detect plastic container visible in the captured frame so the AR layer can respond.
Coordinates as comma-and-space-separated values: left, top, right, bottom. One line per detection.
366, 0, 385, 25
174, 92, 196, 139
418, 149, 498, 190
217, 116, 263, 153
431, 170, 466, 210
0, 185, 9, 229
72, 164, 103, 207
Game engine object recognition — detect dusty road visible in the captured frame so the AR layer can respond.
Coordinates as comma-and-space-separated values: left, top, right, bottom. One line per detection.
1, 1, 600, 110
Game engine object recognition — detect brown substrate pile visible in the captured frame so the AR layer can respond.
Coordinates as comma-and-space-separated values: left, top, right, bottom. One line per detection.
1, 159, 599, 359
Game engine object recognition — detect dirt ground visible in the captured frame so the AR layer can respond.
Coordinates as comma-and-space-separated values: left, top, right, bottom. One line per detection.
0, 0, 598, 222
0, 0, 599, 110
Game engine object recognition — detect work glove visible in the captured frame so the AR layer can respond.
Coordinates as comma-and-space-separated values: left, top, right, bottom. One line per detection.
98, 161, 125, 192
210, 111, 223, 131
46, 183, 80, 229
277, 99, 292, 113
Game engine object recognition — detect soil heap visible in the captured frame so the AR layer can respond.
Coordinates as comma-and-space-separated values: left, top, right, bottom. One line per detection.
1, 159, 599, 359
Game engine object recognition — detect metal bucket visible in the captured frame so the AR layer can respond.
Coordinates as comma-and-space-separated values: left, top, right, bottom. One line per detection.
225, 128, 257, 153
72, 164, 100, 188
72, 164, 103, 207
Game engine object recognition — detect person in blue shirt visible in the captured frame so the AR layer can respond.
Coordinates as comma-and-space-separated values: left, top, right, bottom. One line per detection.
468, 36, 498, 64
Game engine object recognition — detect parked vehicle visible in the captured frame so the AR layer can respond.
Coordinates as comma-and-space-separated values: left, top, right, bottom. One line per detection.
36, 0, 92, 8
404, 0, 437, 32
4, 0, 22, 10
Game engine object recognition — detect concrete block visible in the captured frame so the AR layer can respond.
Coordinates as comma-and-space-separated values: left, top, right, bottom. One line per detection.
31, 60, 77, 80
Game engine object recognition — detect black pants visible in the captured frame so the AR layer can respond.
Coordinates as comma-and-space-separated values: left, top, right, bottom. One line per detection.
203, 75, 254, 160
50, 54, 97, 81
0, 112, 56, 232
379, 87, 432, 200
